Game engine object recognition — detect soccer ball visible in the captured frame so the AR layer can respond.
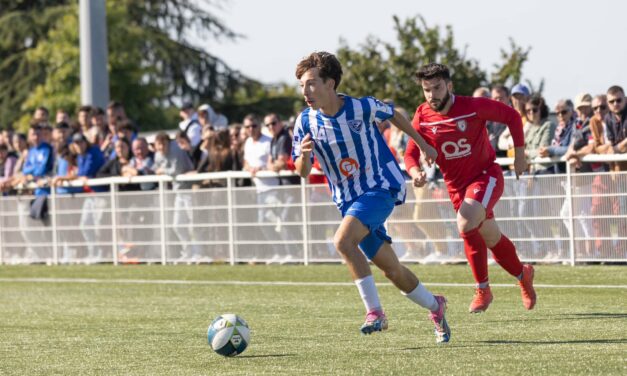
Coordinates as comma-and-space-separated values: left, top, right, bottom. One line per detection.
207, 314, 250, 357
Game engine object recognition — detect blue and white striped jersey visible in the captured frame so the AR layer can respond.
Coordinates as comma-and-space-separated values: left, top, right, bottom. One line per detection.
292, 95, 406, 209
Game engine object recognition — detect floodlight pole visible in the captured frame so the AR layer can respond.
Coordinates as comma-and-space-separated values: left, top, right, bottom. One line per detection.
79, 0, 110, 109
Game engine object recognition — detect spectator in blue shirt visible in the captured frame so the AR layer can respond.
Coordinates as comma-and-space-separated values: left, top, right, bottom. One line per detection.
21, 125, 54, 196
73, 133, 106, 192
52, 143, 81, 195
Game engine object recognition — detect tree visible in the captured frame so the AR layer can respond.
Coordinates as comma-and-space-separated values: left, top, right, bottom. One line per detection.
0, 1, 69, 128
336, 15, 533, 111
2, 0, 263, 131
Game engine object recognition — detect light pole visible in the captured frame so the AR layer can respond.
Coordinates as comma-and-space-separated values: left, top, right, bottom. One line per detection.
79, 0, 110, 109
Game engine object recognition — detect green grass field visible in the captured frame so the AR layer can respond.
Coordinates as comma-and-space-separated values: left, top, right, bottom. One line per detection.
1, 264, 625, 375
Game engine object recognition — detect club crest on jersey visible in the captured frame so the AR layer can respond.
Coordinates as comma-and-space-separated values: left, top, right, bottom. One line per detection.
457, 120, 467, 132
347, 120, 363, 133
431, 127, 437, 134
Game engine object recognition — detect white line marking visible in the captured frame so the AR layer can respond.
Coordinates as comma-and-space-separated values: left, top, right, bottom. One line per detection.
0, 278, 625, 289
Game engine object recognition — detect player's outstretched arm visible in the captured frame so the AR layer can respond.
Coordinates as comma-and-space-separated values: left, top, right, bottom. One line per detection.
295, 133, 313, 178
389, 109, 437, 166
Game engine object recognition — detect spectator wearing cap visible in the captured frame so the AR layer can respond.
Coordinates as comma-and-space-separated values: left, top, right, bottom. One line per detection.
499, 84, 531, 173
564, 93, 597, 174
574, 93, 593, 128
511, 83, 531, 122
198, 103, 228, 131
178, 101, 202, 148
59, 133, 106, 192
19, 125, 54, 196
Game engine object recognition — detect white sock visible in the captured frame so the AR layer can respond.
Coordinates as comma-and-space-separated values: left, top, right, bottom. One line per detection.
402, 282, 438, 311
355, 275, 382, 312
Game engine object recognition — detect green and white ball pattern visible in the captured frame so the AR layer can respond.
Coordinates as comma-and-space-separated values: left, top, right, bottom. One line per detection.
207, 314, 250, 357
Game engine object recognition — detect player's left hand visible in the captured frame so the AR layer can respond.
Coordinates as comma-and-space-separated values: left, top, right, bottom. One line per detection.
412, 170, 427, 188
420, 144, 438, 167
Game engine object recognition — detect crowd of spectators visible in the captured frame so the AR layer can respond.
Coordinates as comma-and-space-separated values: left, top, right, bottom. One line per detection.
0, 83, 624, 262
0, 84, 624, 196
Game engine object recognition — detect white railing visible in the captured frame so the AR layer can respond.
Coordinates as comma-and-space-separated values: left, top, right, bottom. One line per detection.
1, 154, 626, 266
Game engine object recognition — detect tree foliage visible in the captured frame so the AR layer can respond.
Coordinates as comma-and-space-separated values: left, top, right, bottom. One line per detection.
0, 1, 69, 128
337, 15, 533, 111
1, 0, 266, 131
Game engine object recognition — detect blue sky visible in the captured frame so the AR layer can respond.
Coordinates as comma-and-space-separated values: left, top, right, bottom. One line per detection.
201, 0, 625, 107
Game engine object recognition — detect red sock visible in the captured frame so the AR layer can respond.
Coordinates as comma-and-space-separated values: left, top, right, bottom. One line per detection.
460, 227, 488, 285
490, 235, 523, 277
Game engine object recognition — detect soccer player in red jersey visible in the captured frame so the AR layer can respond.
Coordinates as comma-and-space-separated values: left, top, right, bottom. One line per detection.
404, 63, 536, 313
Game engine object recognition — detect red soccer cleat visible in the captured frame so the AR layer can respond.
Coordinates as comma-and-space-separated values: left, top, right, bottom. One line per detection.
468, 286, 493, 313
519, 264, 536, 310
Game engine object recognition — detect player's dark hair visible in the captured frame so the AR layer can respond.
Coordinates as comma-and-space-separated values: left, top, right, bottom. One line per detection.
296, 51, 343, 90
607, 85, 624, 96
415, 63, 451, 82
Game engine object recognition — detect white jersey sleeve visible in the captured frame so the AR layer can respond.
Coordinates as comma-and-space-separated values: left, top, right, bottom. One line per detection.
365, 96, 394, 124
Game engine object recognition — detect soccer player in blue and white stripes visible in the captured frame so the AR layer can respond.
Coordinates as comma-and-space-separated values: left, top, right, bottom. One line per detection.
292, 51, 450, 343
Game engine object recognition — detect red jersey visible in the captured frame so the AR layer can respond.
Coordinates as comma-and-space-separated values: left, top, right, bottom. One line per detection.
404, 95, 524, 191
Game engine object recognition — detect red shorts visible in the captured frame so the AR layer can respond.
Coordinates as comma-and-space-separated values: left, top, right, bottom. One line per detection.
448, 164, 504, 220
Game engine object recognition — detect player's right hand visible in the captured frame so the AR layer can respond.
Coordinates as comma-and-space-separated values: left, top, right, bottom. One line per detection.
421, 144, 438, 167
301, 133, 313, 154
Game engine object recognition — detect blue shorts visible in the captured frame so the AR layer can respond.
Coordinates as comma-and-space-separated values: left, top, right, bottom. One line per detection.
341, 189, 396, 260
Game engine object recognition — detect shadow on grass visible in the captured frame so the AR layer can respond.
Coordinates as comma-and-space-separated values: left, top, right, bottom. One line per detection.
401, 337, 626, 350
235, 354, 296, 359
481, 339, 626, 345
568, 313, 627, 319
480, 312, 627, 323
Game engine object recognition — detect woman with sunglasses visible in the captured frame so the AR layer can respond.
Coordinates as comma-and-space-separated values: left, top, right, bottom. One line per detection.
537, 99, 576, 174
524, 96, 555, 171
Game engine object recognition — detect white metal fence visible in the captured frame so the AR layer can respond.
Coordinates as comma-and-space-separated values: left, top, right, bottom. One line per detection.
1, 155, 626, 265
